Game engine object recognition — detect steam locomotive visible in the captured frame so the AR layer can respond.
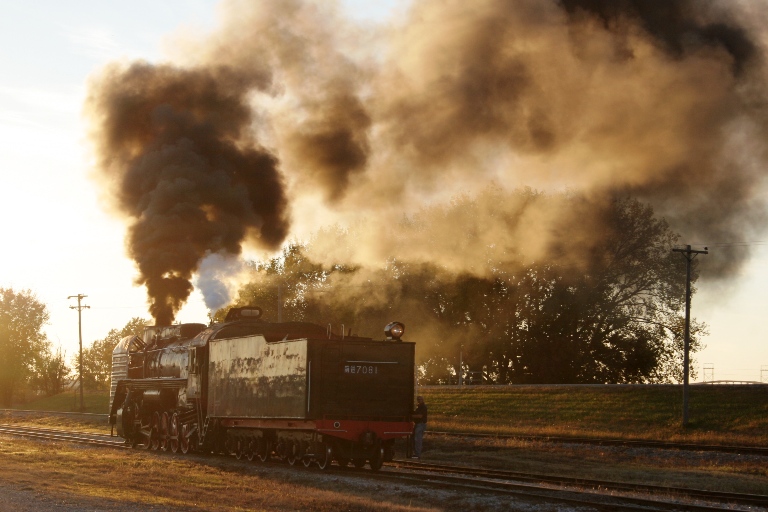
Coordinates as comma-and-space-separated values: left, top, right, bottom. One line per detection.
108, 306, 415, 469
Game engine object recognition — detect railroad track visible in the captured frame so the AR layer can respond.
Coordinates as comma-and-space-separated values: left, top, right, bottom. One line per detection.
389, 459, 768, 510
3, 410, 763, 457
0, 424, 125, 449
428, 430, 768, 456
1, 423, 764, 511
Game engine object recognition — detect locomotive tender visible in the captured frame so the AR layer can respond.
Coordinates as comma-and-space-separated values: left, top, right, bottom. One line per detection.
109, 306, 415, 470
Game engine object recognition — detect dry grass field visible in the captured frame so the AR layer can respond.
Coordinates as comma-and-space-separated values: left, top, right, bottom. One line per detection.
421, 384, 768, 445
1, 385, 766, 510
0, 436, 453, 511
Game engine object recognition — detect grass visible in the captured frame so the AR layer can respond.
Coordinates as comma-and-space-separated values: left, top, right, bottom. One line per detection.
422, 435, 768, 495
0, 438, 443, 511
419, 384, 768, 445
15, 390, 110, 414
11, 384, 768, 446
3, 385, 768, 508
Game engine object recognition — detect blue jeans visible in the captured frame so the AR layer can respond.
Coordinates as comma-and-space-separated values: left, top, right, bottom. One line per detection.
413, 422, 426, 457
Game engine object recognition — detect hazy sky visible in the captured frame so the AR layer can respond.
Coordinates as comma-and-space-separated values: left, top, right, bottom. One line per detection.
1, 0, 766, 383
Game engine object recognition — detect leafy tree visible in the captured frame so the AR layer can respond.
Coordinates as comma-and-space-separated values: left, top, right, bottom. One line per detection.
0, 288, 49, 406
515, 198, 704, 383
230, 191, 704, 384
221, 241, 354, 326
31, 345, 71, 397
80, 317, 147, 391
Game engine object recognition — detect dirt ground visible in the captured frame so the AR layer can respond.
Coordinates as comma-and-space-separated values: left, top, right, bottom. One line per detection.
1, 428, 766, 511
0, 435, 590, 512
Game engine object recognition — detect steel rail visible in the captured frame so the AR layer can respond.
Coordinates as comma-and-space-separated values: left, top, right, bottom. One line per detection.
389, 459, 768, 509
0, 423, 116, 440
374, 466, 751, 512
2, 410, 763, 456
0, 424, 722, 512
0, 409, 109, 421
1, 423, 763, 511
0, 425, 126, 449
428, 430, 768, 456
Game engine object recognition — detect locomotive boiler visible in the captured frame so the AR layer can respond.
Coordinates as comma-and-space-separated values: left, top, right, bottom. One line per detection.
108, 306, 415, 469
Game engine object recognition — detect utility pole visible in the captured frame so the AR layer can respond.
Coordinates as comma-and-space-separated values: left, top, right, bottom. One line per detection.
68, 294, 90, 412
672, 245, 707, 427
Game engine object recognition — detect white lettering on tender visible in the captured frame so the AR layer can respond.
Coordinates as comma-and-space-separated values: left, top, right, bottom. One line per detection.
344, 365, 378, 375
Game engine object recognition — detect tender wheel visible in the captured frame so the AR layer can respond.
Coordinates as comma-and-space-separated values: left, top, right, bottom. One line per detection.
235, 438, 245, 460
169, 412, 180, 454
257, 439, 271, 463
352, 458, 366, 469
316, 444, 333, 470
369, 447, 384, 471
286, 442, 299, 466
246, 439, 257, 461
383, 443, 395, 462
336, 457, 350, 468
159, 412, 170, 451
180, 423, 191, 454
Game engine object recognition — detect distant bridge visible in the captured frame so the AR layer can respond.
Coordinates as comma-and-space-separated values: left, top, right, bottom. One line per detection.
694, 380, 766, 385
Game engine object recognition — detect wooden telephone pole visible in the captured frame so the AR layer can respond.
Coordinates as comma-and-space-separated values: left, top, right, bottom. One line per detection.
671, 245, 707, 427
68, 294, 89, 412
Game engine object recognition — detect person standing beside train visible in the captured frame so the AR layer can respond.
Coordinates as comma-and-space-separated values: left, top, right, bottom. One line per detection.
411, 395, 427, 459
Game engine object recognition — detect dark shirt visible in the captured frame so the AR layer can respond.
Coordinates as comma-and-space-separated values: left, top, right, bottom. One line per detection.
413, 403, 428, 424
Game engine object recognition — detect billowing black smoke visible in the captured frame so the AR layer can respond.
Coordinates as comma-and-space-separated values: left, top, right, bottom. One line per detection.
86, 0, 768, 321
87, 62, 289, 324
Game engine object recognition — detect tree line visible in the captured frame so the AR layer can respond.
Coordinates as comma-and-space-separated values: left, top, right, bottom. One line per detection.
0, 286, 146, 407
225, 193, 705, 384
0, 192, 704, 404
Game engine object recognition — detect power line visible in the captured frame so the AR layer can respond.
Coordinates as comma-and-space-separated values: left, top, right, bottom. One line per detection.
689, 241, 768, 247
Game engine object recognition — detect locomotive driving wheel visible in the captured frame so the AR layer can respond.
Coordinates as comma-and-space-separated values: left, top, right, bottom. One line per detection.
169, 412, 180, 453
138, 418, 152, 450
179, 423, 191, 454
149, 412, 161, 451
159, 412, 170, 451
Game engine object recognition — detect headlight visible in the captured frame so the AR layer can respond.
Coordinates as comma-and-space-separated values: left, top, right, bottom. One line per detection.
384, 321, 405, 341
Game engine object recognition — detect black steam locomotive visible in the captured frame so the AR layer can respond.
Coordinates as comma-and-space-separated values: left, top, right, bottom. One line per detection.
108, 306, 415, 469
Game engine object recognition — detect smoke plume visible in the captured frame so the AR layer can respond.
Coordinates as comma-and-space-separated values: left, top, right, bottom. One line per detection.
86, 62, 289, 324
195, 252, 248, 312
86, 0, 768, 322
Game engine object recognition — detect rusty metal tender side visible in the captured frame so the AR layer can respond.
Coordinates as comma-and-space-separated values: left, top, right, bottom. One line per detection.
109, 306, 415, 469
